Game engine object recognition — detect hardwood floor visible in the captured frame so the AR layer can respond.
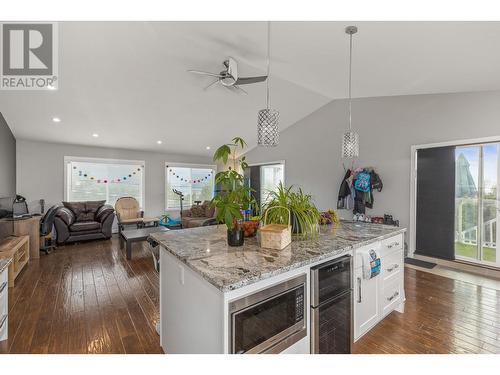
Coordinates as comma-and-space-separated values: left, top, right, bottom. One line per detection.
1, 236, 499, 354
0, 236, 162, 354
353, 267, 500, 354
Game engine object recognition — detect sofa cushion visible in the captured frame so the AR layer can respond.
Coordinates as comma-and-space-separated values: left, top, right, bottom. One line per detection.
63, 200, 105, 222
63, 201, 86, 220
86, 200, 106, 215
182, 217, 209, 228
70, 221, 101, 232
204, 202, 215, 218
190, 205, 206, 217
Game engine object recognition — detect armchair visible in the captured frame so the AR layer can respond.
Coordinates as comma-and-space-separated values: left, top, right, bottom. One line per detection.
115, 197, 159, 234
54, 201, 115, 245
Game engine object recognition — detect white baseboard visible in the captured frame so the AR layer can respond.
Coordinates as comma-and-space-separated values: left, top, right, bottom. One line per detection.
412, 254, 500, 280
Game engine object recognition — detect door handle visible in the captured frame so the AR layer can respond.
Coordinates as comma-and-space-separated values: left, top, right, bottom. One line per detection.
386, 264, 400, 272
0, 282, 7, 294
387, 291, 399, 302
357, 277, 362, 303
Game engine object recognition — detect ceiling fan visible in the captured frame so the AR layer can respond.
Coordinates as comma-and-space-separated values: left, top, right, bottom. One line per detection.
188, 57, 267, 94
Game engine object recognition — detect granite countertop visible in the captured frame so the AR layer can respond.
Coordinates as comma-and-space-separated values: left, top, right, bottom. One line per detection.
151, 221, 406, 292
0, 257, 12, 273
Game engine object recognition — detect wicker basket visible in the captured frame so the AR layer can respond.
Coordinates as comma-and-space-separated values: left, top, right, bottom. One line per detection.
260, 206, 292, 250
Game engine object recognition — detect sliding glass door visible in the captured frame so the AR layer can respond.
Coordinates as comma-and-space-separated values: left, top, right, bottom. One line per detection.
454, 144, 499, 266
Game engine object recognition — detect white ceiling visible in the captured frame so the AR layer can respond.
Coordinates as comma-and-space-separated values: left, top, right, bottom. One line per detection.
2, 21, 500, 156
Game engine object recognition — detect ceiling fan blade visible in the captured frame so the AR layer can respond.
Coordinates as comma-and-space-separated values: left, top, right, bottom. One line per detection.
226, 57, 238, 81
188, 70, 223, 78
229, 85, 248, 95
203, 79, 220, 91
235, 76, 268, 85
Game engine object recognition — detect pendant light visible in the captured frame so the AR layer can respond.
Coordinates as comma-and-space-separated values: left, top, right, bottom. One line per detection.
341, 26, 359, 159
257, 21, 279, 147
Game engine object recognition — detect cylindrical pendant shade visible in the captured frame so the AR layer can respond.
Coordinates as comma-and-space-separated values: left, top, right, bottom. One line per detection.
341, 131, 359, 158
257, 108, 279, 147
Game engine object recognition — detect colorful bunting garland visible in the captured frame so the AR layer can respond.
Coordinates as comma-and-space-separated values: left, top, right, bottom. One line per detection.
73, 165, 143, 184
165, 165, 213, 184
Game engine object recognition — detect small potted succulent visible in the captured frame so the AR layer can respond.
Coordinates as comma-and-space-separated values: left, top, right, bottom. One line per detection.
211, 137, 255, 246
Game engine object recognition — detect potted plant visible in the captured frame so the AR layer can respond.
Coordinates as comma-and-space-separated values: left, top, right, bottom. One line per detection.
211, 137, 255, 246
263, 182, 320, 239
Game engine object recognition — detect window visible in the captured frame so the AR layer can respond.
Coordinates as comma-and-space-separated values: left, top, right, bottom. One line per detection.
165, 163, 216, 210
260, 163, 285, 205
454, 143, 499, 265
65, 157, 145, 208
244, 162, 285, 209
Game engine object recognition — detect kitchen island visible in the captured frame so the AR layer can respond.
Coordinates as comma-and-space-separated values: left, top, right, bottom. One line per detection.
151, 221, 406, 354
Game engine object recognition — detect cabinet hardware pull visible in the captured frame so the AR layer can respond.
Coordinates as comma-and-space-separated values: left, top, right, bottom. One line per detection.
0, 314, 7, 330
386, 264, 400, 272
0, 282, 6, 294
387, 291, 399, 302
387, 241, 400, 249
357, 277, 362, 303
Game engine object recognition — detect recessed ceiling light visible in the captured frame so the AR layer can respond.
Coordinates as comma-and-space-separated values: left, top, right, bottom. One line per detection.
157, 140, 163, 145
92, 133, 99, 138
52, 117, 61, 123
206, 146, 211, 150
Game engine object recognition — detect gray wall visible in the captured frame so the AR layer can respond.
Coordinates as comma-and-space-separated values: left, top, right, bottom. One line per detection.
16, 139, 211, 216
0, 113, 16, 197
245, 90, 500, 230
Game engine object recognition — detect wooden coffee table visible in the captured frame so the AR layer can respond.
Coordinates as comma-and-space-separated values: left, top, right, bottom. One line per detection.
119, 226, 169, 260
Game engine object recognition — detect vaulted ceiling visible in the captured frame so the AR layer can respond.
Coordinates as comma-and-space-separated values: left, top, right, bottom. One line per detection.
2, 21, 500, 156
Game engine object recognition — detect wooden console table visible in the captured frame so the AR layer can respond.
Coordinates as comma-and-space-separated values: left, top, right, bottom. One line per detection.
14, 216, 40, 259
0, 236, 30, 287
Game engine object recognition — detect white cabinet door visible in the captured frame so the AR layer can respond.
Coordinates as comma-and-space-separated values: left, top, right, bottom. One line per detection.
353, 266, 380, 341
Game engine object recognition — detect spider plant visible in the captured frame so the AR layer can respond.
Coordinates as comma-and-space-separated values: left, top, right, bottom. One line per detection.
263, 182, 320, 240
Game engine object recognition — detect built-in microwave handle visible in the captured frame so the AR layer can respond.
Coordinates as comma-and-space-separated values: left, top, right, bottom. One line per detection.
0, 282, 7, 294
357, 277, 362, 303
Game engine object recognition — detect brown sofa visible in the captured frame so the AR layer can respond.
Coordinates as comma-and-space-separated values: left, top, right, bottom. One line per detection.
181, 200, 216, 228
54, 200, 115, 244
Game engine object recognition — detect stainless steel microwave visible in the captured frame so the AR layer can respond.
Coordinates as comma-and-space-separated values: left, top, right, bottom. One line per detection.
228, 274, 307, 354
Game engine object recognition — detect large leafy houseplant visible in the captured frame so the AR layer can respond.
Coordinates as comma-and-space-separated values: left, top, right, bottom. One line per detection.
263, 182, 320, 239
211, 137, 255, 246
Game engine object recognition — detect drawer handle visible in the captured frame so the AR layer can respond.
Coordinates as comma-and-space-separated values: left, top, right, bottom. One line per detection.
357, 277, 362, 303
0, 282, 6, 294
387, 291, 399, 302
387, 241, 400, 249
386, 264, 400, 272
0, 314, 7, 330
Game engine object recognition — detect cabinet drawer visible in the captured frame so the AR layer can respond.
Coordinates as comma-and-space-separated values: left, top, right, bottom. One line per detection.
381, 249, 403, 282
0, 268, 7, 286
380, 274, 402, 318
0, 313, 7, 342
380, 234, 403, 257
0, 288, 6, 317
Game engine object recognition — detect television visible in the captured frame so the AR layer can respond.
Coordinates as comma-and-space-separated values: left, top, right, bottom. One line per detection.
0, 196, 14, 243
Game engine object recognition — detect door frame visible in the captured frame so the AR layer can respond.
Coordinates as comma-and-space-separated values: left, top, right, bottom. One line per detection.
409, 135, 500, 261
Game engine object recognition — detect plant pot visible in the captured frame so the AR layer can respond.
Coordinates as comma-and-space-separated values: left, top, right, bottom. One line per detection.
291, 212, 303, 234
227, 228, 245, 247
